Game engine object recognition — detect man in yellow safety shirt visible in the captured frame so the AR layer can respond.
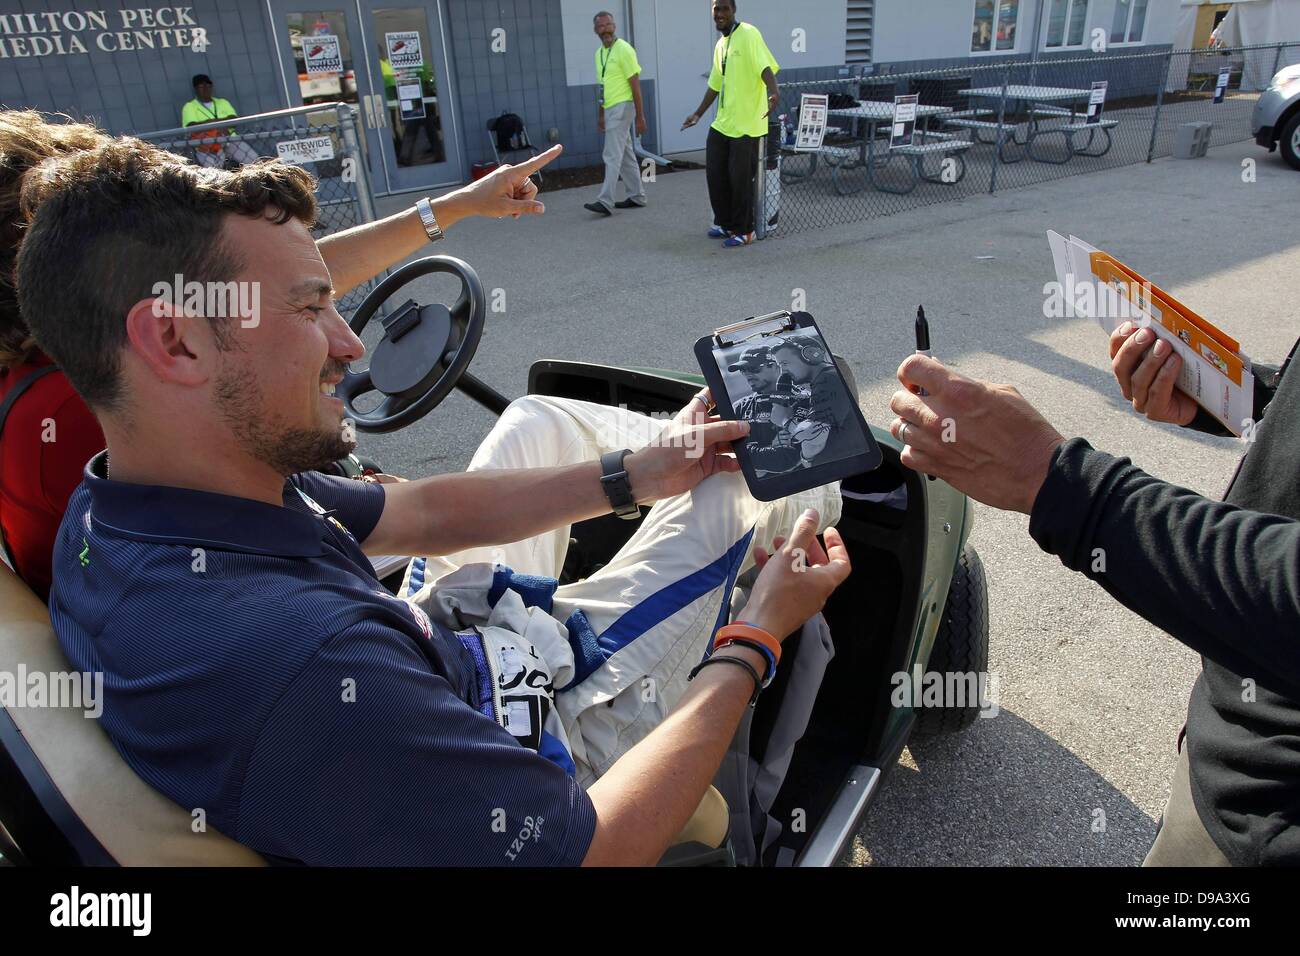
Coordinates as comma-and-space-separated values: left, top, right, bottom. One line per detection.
584, 11, 648, 216
181, 74, 259, 169
681, 0, 778, 247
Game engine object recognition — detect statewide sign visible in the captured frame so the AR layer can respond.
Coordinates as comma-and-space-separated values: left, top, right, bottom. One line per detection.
275, 135, 336, 165
385, 31, 423, 71
304, 33, 342, 74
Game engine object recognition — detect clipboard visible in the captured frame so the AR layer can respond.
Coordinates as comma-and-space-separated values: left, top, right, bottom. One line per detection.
694, 310, 881, 501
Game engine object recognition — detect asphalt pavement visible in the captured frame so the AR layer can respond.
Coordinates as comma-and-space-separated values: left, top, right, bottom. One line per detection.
359, 139, 1298, 866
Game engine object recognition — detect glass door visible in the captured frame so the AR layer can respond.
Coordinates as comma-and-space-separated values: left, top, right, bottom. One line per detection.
357, 1, 464, 192
270, 4, 386, 192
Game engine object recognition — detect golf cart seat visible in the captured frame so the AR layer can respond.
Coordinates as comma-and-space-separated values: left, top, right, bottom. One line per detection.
0, 562, 730, 865
0, 562, 264, 865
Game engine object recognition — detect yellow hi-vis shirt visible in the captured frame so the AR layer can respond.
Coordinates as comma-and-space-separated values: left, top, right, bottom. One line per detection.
181, 97, 238, 154
181, 97, 237, 128
707, 22, 779, 139
596, 37, 641, 109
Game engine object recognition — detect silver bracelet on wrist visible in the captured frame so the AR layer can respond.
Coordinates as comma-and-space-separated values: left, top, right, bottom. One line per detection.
415, 197, 444, 242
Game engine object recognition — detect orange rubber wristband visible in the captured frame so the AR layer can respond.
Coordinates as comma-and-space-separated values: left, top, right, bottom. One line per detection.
713, 622, 781, 666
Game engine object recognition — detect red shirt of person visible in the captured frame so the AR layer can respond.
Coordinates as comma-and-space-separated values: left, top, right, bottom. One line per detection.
0, 352, 104, 601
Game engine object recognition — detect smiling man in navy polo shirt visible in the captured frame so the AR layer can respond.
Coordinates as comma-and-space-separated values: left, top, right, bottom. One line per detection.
16, 142, 850, 865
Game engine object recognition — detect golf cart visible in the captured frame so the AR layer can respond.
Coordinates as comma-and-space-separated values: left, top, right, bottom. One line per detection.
0, 256, 989, 867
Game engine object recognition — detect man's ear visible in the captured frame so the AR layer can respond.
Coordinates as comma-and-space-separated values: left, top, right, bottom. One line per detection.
123, 296, 209, 387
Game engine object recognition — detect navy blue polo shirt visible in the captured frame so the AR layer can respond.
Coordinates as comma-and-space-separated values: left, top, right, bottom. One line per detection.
48, 452, 596, 866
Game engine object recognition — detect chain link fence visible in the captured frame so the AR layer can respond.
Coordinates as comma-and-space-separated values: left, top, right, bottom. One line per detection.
137, 102, 379, 314
759, 43, 1299, 239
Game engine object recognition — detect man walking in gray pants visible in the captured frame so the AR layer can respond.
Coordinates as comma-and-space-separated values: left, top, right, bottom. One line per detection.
585, 11, 647, 216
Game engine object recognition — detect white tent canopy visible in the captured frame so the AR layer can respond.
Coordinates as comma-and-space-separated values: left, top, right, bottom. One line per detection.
1168, 0, 1300, 92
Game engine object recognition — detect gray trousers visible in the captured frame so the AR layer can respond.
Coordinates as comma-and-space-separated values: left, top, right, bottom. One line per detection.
596, 100, 645, 209
1142, 739, 1232, 866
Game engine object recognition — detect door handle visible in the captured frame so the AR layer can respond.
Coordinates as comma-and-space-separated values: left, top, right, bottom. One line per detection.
374, 93, 388, 129
361, 93, 376, 129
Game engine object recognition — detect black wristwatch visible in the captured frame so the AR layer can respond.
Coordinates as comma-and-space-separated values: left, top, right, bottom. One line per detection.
599, 448, 640, 520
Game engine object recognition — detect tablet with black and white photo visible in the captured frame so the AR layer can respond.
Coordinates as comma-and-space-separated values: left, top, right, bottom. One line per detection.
694, 311, 881, 501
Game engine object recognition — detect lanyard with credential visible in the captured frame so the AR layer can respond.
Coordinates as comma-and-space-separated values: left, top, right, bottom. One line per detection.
719, 25, 736, 109
600, 45, 611, 80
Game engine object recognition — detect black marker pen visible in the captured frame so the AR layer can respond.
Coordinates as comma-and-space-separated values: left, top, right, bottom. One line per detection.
914, 305, 931, 396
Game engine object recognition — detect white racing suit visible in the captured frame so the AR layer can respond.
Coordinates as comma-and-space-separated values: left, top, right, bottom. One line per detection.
401, 395, 841, 786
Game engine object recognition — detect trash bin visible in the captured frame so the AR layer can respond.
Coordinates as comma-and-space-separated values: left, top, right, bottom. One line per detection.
1173, 122, 1212, 159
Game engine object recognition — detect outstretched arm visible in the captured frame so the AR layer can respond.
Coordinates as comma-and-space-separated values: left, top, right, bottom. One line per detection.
890, 354, 1300, 699
318, 145, 563, 296
682, 88, 718, 129
363, 394, 749, 558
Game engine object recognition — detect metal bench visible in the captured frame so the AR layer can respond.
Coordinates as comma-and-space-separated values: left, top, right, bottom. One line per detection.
943, 116, 1031, 162
846, 138, 973, 195
1028, 118, 1120, 162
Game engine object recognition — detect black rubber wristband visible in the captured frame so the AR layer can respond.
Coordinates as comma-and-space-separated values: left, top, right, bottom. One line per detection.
688, 655, 762, 707
714, 637, 776, 687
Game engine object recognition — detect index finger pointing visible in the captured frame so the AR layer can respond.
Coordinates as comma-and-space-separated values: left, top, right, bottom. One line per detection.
514, 144, 563, 177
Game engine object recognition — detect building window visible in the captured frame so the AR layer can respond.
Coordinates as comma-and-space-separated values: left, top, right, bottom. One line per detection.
1045, 0, 1089, 48
1110, 0, 1149, 45
971, 0, 1020, 54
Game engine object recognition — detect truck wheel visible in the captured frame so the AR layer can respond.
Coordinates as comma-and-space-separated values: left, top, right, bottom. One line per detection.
913, 544, 990, 736
1281, 113, 1300, 171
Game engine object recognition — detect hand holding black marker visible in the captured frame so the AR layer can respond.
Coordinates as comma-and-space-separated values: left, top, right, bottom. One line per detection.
913, 305, 931, 397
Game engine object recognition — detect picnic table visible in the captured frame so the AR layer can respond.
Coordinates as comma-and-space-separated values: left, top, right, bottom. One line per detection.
952, 85, 1118, 163
782, 100, 969, 195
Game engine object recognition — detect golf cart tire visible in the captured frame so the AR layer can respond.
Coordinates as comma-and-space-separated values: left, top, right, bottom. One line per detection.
913, 543, 989, 737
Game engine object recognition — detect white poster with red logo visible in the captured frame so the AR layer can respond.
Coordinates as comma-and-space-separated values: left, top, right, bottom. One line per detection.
304, 34, 342, 75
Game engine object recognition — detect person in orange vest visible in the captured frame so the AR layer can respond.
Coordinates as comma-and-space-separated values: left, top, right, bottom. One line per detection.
181, 74, 259, 169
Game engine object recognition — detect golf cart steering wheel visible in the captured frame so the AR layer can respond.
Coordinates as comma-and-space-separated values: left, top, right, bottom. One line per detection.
337, 255, 486, 433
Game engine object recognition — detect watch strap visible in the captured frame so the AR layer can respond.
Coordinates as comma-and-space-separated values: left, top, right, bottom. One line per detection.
599, 448, 639, 520
415, 197, 443, 242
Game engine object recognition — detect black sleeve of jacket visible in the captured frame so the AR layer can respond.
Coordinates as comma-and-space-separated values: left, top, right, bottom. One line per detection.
1028, 438, 1300, 698
1183, 361, 1281, 437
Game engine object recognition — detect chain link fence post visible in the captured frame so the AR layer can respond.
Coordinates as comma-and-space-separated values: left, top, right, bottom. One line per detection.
1146, 51, 1172, 164
988, 66, 1012, 195
1273, 43, 1285, 79
755, 127, 768, 241
337, 104, 376, 225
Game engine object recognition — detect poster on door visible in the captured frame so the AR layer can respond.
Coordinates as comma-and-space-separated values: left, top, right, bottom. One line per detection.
398, 82, 426, 121
386, 31, 424, 71
304, 34, 342, 75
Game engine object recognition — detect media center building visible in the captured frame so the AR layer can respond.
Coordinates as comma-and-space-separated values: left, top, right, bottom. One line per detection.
1, 1, 1181, 195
